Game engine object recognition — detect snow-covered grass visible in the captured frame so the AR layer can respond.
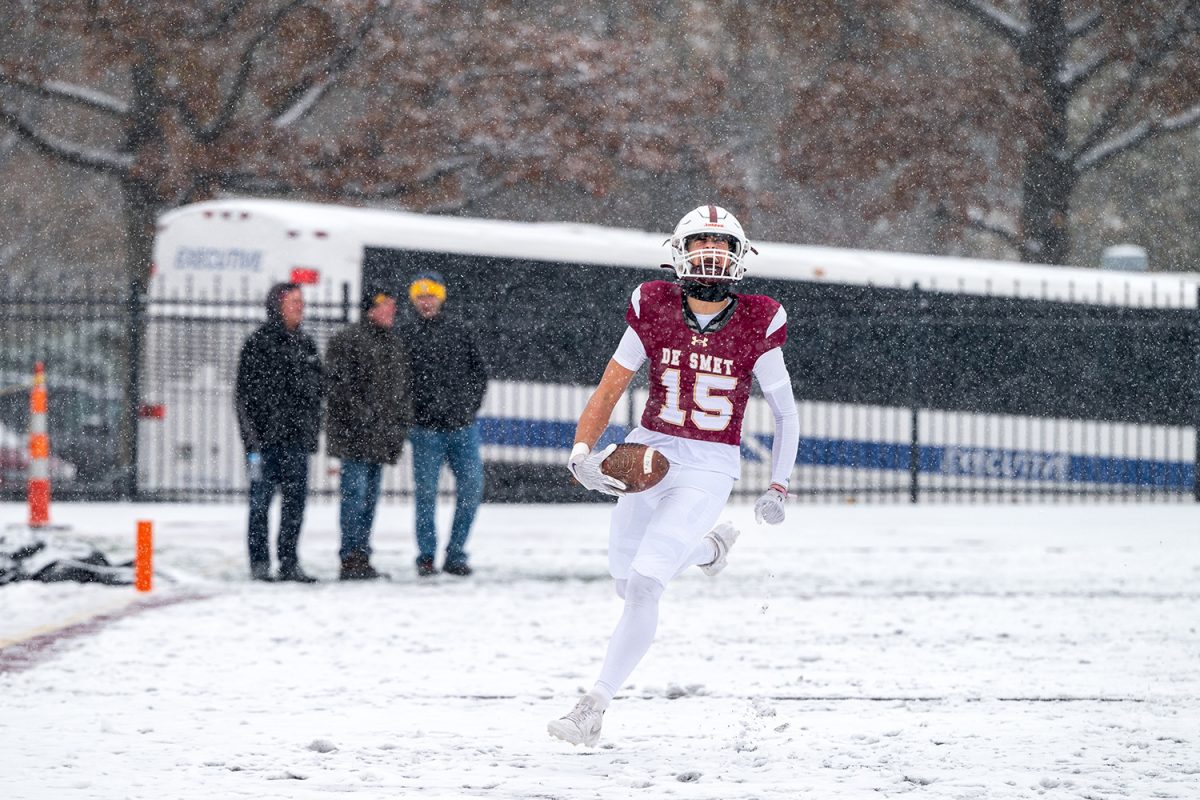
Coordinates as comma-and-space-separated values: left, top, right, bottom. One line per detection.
1, 500, 1198, 799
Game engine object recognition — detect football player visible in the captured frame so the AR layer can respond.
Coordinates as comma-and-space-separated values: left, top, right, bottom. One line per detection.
548, 204, 800, 746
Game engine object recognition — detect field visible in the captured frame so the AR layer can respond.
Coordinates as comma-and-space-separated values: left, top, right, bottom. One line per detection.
1, 500, 1197, 799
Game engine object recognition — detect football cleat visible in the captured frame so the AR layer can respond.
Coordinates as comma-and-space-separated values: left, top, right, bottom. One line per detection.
547, 694, 605, 747
700, 522, 741, 576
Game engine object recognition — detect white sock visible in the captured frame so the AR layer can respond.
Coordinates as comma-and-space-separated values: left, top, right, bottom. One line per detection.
592, 571, 665, 703
584, 689, 610, 710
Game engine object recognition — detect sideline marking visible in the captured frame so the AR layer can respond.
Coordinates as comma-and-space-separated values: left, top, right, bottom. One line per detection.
0, 592, 209, 674
0, 597, 139, 650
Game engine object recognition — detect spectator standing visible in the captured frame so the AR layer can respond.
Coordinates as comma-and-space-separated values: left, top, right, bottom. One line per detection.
401, 271, 488, 577
235, 282, 323, 582
324, 290, 412, 580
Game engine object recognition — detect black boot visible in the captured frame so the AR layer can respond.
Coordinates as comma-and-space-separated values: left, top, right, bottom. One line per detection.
277, 563, 317, 583
340, 552, 387, 581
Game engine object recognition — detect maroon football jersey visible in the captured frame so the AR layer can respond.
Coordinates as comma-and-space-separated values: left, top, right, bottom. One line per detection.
626, 281, 787, 446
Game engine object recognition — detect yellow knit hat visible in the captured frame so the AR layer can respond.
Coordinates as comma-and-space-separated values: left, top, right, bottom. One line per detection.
409, 271, 446, 301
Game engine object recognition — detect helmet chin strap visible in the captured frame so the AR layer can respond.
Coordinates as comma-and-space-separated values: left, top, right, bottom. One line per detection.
681, 280, 734, 302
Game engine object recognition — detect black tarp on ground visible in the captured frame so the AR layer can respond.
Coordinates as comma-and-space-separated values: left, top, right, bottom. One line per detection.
0, 531, 133, 585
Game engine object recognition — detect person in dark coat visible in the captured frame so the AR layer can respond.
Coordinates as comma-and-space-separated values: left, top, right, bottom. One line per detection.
235, 282, 323, 582
325, 290, 411, 580
401, 271, 488, 577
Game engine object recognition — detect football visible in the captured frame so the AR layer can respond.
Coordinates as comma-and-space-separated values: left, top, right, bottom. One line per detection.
600, 443, 670, 493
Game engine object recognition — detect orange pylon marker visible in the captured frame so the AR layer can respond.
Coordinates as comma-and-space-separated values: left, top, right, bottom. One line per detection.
135, 520, 153, 593
27, 361, 50, 528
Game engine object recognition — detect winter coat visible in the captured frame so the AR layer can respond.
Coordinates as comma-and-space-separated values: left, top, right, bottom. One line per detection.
401, 311, 488, 431
235, 321, 323, 452
324, 320, 412, 463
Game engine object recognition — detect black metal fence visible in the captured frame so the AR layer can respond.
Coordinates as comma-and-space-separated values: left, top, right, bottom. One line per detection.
0, 279, 129, 498
0, 270, 1196, 503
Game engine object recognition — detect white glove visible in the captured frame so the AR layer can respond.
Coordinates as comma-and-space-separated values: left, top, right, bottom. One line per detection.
568, 442, 626, 496
754, 484, 787, 525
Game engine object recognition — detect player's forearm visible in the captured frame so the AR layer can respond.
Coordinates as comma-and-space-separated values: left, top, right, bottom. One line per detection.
762, 380, 799, 488
574, 359, 635, 448
574, 395, 619, 448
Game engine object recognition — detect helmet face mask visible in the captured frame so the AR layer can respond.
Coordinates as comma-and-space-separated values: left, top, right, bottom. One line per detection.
669, 205, 751, 286
682, 233, 737, 281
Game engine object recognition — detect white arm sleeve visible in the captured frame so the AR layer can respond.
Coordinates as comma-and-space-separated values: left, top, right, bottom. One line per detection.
612, 325, 647, 372
753, 347, 799, 487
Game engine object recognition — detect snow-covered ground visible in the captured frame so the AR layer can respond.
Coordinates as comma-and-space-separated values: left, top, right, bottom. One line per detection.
1, 499, 1198, 799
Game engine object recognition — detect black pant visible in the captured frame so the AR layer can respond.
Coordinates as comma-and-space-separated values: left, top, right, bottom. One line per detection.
247, 445, 310, 570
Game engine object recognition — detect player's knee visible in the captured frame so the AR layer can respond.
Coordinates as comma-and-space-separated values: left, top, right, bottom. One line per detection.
614, 578, 627, 600
625, 571, 665, 608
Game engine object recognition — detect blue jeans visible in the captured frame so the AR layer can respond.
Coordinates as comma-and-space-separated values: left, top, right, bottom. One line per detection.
247, 445, 310, 570
410, 423, 484, 565
339, 460, 383, 559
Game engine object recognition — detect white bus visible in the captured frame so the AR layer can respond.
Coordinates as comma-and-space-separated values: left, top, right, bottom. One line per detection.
153, 198, 1200, 307
144, 198, 1199, 502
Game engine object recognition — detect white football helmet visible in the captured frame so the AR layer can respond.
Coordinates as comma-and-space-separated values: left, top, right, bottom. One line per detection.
669, 204, 752, 282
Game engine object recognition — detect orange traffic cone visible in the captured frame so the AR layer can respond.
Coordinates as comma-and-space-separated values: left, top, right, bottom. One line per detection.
135, 520, 153, 592
28, 361, 50, 528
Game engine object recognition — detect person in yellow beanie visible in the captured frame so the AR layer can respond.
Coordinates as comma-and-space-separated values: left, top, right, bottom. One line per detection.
400, 271, 488, 577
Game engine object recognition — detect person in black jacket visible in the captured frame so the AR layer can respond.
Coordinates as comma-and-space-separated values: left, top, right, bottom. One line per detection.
325, 290, 411, 580
235, 282, 323, 583
402, 271, 487, 577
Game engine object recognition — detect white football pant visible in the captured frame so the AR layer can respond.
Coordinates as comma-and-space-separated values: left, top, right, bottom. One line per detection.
607, 464, 734, 586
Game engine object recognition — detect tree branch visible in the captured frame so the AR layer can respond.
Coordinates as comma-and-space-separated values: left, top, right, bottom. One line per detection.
928, 0, 1026, 45
0, 74, 128, 116
936, 203, 1021, 249
1077, 103, 1200, 172
0, 108, 132, 173
1059, 49, 1112, 93
188, 0, 253, 39
345, 156, 483, 197
273, 3, 387, 128
964, 210, 1020, 249
1071, 1, 1197, 163
195, 0, 308, 143
1066, 9, 1104, 39
209, 172, 295, 196
422, 178, 507, 214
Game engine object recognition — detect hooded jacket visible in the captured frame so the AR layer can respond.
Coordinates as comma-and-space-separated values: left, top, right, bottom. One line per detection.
235, 288, 323, 452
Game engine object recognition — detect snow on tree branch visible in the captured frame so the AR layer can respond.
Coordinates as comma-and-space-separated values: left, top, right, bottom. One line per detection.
929, 0, 1026, 43
1071, 5, 1197, 163
965, 209, 1020, 248
0, 75, 128, 117
196, 0, 309, 142
1078, 103, 1200, 172
0, 109, 132, 173
1059, 50, 1112, 93
1066, 9, 1105, 39
274, 6, 384, 129
272, 81, 328, 129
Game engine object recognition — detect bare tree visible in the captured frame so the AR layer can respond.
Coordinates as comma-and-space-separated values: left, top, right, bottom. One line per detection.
780, 1, 1200, 264
0, 0, 730, 494
0, 1, 728, 290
